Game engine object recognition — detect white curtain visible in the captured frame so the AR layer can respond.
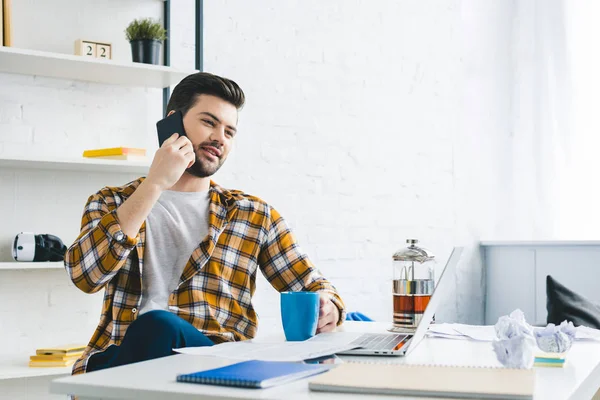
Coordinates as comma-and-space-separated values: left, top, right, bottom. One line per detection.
509, 0, 571, 239
557, 2, 600, 238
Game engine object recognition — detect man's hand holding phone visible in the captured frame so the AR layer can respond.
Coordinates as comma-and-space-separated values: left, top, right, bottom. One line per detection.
145, 133, 195, 191
113, 113, 194, 239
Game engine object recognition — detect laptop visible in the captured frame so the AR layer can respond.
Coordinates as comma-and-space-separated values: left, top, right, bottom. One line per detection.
338, 247, 463, 357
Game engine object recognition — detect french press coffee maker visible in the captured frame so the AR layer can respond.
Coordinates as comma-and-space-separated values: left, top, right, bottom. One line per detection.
390, 239, 436, 332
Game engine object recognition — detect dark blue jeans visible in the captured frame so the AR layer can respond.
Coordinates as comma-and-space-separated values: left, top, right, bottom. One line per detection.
86, 310, 214, 372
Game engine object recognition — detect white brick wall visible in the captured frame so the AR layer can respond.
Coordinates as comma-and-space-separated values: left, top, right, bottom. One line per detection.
0, 0, 540, 370
204, 0, 472, 331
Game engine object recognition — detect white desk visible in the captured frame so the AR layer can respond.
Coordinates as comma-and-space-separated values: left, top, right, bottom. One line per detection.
51, 322, 600, 400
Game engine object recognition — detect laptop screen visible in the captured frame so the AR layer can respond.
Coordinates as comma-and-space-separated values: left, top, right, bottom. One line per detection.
402, 247, 464, 355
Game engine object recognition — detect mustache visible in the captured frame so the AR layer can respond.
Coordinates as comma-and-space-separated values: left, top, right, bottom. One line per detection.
196, 141, 223, 151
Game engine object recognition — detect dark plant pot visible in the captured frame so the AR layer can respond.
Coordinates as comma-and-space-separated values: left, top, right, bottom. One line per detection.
130, 39, 161, 65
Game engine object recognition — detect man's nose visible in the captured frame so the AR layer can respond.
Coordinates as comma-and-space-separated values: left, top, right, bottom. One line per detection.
210, 127, 227, 145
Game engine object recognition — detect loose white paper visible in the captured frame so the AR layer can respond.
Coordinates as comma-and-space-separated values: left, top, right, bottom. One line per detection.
427, 323, 496, 341
173, 331, 363, 362
427, 323, 463, 337
425, 331, 469, 340
451, 324, 497, 341
576, 325, 600, 340
429, 322, 600, 343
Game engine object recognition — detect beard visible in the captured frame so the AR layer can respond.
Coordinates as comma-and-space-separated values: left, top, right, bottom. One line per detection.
185, 147, 226, 178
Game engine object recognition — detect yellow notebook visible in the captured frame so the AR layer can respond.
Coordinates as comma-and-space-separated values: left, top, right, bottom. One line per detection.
86, 154, 148, 161
35, 344, 86, 356
29, 359, 76, 368
82, 147, 146, 158
30, 354, 81, 362
3, 0, 12, 47
0, 0, 3, 46
534, 351, 566, 368
309, 363, 535, 400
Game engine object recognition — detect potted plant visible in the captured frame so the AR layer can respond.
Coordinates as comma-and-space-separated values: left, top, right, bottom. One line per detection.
125, 18, 167, 65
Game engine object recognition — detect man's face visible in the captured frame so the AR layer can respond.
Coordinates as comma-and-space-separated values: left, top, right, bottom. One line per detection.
180, 94, 238, 178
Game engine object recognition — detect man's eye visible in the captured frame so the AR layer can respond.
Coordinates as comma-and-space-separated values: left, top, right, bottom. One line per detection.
226, 131, 234, 137
203, 119, 215, 126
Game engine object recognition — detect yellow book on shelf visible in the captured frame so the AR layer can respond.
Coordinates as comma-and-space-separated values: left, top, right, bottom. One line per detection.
0, 0, 4, 46
30, 354, 81, 362
29, 359, 77, 368
86, 154, 148, 161
82, 147, 146, 158
35, 344, 86, 356
3, 0, 12, 47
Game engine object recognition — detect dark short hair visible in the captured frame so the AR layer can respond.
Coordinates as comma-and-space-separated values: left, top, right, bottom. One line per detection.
166, 72, 245, 116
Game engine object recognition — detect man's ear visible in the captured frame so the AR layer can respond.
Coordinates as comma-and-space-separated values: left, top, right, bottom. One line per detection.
167, 110, 175, 117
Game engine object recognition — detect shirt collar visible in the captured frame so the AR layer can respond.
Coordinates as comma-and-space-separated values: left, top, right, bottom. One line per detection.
209, 180, 237, 208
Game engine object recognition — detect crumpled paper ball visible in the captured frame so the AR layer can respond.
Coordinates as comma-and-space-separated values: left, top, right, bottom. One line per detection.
495, 309, 534, 339
493, 334, 536, 369
534, 320, 575, 353
493, 309, 536, 369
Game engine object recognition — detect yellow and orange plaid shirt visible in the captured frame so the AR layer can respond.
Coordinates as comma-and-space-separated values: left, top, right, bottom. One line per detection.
65, 178, 345, 375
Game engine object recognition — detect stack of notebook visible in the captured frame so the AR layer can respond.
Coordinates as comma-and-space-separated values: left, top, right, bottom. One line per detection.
534, 351, 566, 368
29, 344, 86, 368
82, 147, 147, 161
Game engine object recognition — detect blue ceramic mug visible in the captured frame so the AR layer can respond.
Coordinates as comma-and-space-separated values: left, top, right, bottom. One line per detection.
280, 291, 320, 341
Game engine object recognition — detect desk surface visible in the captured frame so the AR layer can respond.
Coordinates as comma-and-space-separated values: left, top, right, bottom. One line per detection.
51, 322, 600, 400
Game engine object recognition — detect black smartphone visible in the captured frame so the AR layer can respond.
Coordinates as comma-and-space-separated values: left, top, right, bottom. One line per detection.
156, 110, 187, 147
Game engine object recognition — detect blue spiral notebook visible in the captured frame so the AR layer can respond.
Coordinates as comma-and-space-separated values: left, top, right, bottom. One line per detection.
176, 360, 329, 389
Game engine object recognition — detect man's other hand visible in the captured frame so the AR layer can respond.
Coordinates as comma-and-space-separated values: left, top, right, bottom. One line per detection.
316, 294, 340, 334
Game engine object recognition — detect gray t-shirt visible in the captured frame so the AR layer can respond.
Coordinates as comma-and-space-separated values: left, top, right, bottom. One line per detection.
139, 189, 210, 316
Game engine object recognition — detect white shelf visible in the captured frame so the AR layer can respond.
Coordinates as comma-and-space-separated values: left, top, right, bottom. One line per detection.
0, 46, 197, 88
0, 355, 71, 380
0, 155, 150, 173
0, 262, 65, 270
480, 240, 600, 246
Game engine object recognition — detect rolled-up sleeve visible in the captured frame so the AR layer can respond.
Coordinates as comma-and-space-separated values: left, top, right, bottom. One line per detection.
258, 206, 346, 324
65, 193, 138, 294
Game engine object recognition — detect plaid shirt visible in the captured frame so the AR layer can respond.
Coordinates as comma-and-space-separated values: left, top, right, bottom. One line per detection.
66, 178, 346, 375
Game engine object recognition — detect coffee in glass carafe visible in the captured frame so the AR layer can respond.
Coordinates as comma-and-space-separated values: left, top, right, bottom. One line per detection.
391, 239, 436, 332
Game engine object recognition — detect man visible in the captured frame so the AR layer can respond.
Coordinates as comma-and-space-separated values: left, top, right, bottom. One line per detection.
65, 72, 345, 375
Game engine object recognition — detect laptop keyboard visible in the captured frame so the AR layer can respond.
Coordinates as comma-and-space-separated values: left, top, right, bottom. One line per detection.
350, 333, 408, 350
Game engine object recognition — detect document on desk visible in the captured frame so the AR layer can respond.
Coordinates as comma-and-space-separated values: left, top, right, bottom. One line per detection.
576, 326, 600, 340
427, 324, 496, 341
174, 332, 363, 362
452, 324, 497, 341
427, 323, 600, 342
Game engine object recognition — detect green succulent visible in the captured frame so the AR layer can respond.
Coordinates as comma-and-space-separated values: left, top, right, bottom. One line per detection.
125, 18, 167, 42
